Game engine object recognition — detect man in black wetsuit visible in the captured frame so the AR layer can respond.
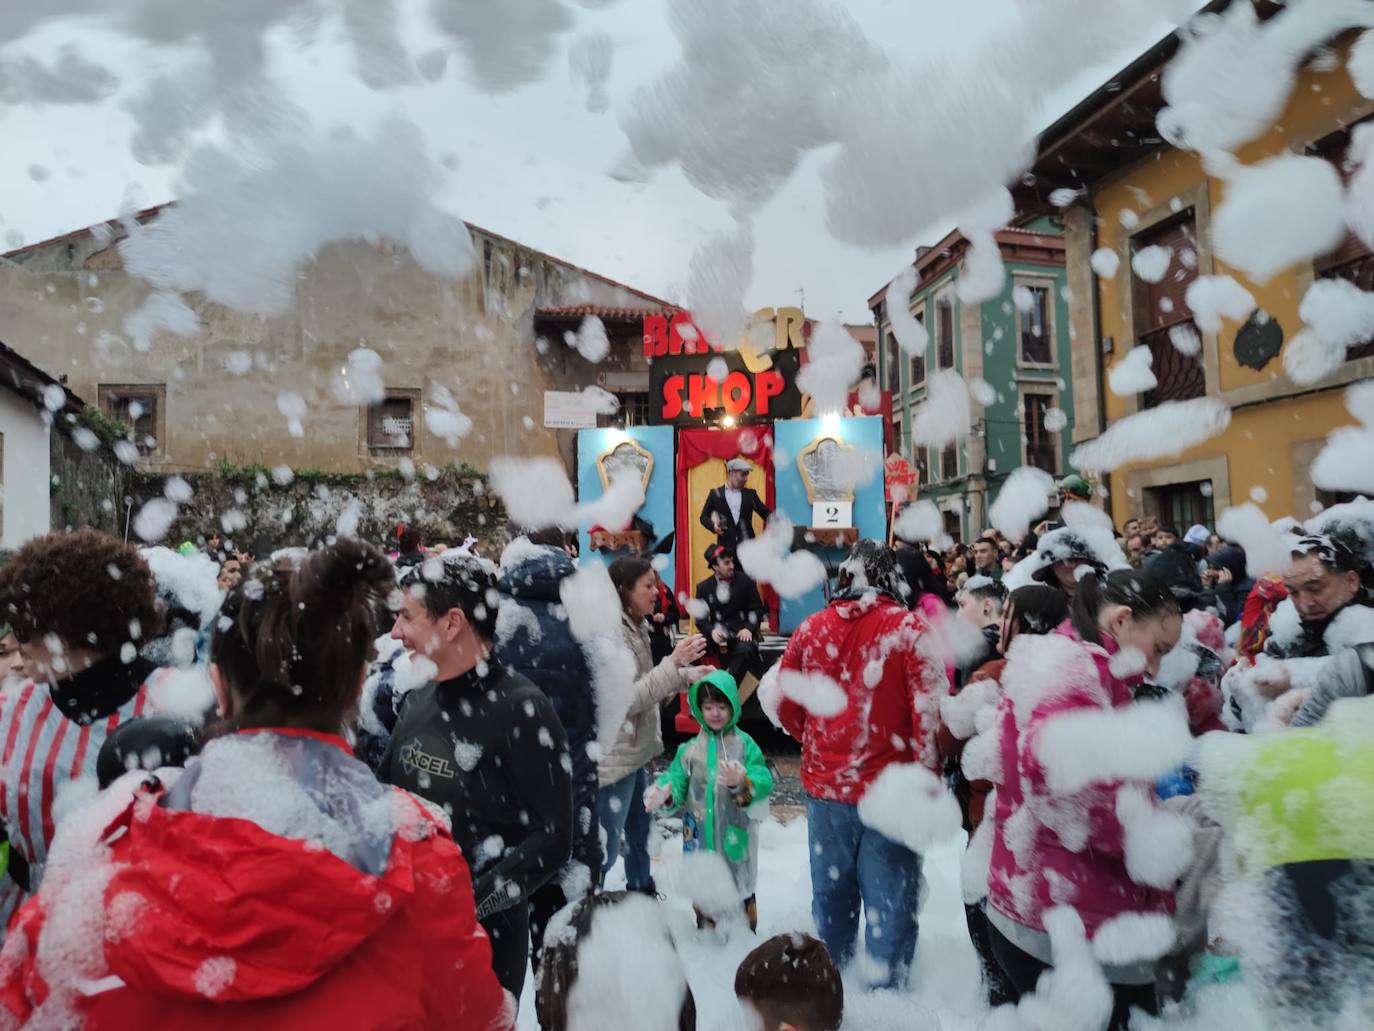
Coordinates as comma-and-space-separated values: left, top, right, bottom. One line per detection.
380, 551, 573, 998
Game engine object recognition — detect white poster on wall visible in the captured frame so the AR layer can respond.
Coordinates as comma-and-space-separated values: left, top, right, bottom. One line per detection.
543, 391, 600, 429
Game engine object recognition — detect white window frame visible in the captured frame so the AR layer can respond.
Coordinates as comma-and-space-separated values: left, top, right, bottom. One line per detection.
1013, 275, 1058, 371
1018, 383, 1062, 476
907, 302, 928, 393
933, 287, 957, 371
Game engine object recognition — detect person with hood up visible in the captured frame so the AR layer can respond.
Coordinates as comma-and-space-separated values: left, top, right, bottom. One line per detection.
1202, 542, 1254, 627
0, 529, 174, 937
599, 556, 708, 896
986, 568, 1183, 1028
0, 538, 511, 1030
1009, 525, 1109, 600
774, 539, 947, 989
382, 550, 573, 998
493, 526, 603, 969
644, 669, 774, 929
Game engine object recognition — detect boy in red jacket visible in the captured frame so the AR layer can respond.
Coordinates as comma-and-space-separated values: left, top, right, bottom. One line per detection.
776, 540, 947, 989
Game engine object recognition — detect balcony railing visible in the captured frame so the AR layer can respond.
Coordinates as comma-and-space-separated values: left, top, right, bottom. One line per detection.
1140, 319, 1205, 408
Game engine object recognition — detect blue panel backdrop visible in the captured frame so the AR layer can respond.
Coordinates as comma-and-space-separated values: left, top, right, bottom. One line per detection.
575, 426, 678, 590
772, 416, 886, 633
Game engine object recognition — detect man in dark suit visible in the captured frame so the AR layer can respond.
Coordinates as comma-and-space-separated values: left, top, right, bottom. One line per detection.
699, 457, 772, 556
695, 544, 770, 685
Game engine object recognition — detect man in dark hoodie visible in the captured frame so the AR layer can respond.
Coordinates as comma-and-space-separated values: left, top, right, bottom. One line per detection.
1204, 543, 1254, 627
382, 550, 573, 997
494, 526, 601, 971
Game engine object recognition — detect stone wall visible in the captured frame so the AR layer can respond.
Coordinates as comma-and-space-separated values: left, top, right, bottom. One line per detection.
124, 462, 507, 558
49, 413, 130, 538
0, 220, 664, 479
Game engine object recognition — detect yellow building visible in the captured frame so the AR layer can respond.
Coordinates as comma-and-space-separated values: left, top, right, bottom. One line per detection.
1013, 4, 1374, 529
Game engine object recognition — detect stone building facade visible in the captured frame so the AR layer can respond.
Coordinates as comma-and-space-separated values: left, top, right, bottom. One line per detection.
0, 209, 672, 480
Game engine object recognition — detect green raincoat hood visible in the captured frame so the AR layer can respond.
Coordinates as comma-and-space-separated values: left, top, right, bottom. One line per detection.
689, 670, 742, 733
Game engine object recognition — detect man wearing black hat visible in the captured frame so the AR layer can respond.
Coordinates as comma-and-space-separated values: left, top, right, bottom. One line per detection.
700, 458, 772, 556
696, 544, 769, 684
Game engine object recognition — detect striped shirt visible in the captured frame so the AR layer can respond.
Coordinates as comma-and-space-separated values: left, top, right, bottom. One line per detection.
0, 672, 160, 936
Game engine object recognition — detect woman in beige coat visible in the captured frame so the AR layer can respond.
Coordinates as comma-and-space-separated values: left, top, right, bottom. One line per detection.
597, 556, 707, 892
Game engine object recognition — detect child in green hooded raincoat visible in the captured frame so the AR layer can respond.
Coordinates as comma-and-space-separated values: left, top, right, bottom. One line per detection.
644, 670, 773, 929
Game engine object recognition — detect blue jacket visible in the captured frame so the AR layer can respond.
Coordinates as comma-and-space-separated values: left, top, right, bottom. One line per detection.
495, 545, 601, 875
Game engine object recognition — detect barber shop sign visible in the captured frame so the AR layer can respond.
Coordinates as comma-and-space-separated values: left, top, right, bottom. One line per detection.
644, 308, 807, 425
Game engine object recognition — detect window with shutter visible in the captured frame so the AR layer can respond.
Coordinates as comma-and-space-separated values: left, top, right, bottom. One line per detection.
1314, 123, 1374, 362
941, 442, 958, 480
99, 385, 165, 457
943, 510, 962, 544
1132, 214, 1204, 406
1019, 285, 1053, 365
909, 311, 927, 388
936, 295, 955, 369
1023, 394, 1057, 474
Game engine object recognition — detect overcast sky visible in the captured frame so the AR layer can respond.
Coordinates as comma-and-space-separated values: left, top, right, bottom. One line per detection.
0, 1, 1187, 323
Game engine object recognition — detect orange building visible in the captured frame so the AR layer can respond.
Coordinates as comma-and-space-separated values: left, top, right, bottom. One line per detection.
1013, 2, 1372, 529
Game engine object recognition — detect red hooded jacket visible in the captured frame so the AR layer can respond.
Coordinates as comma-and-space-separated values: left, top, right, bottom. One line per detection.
777, 595, 946, 803
0, 732, 511, 1031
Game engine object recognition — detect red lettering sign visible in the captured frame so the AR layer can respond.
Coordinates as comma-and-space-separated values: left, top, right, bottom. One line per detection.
661, 375, 687, 420
688, 374, 719, 417
884, 453, 919, 504
721, 372, 751, 414
643, 314, 669, 359
755, 371, 785, 415
669, 311, 701, 355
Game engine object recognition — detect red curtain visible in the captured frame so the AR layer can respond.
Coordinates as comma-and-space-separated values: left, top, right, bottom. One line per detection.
675, 425, 776, 621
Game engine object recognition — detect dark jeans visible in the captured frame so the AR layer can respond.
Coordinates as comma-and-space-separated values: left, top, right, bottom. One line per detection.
965, 903, 1017, 1007
806, 795, 922, 989
482, 901, 531, 998
988, 921, 1158, 1030
596, 768, 654, 890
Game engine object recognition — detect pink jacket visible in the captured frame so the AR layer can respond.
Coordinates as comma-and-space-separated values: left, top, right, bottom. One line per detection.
986, 623, 1174, 939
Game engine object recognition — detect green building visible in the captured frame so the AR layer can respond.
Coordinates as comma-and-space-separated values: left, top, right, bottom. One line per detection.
868, 222, 1075, 542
